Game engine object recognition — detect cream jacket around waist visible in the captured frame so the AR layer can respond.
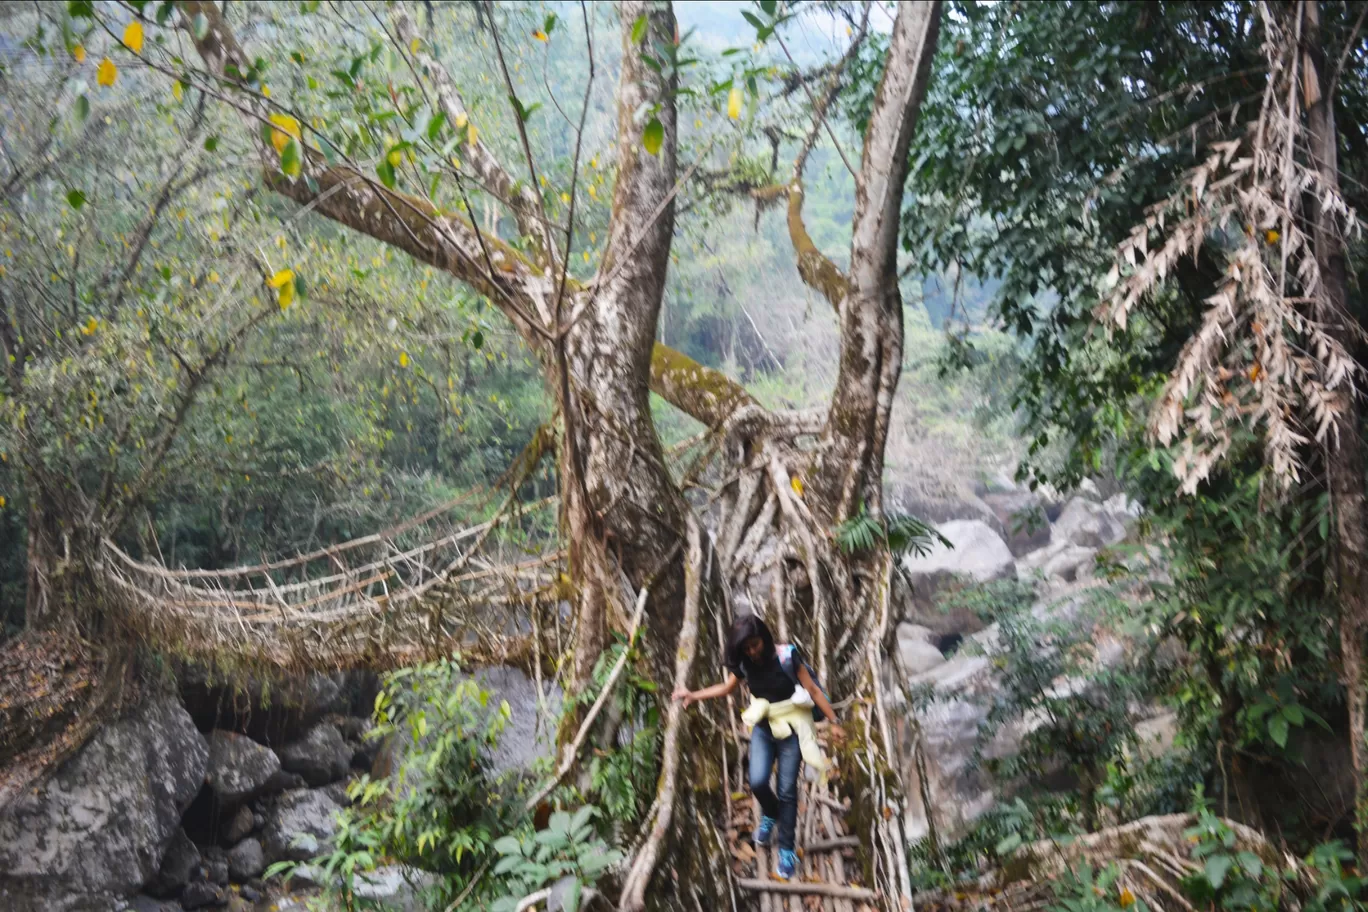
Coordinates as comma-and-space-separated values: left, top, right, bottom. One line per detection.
741, 688, 830, 774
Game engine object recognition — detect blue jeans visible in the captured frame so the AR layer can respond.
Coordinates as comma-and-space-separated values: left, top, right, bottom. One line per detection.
749, 721, 801, 851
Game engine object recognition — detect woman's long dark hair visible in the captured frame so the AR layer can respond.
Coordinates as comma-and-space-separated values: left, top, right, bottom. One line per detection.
725, 613, 776, 673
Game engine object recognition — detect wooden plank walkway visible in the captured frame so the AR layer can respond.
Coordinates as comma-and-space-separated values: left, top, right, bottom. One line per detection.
725, 773, 881, 912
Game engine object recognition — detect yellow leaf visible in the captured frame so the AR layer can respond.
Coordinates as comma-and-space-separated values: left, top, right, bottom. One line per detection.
388, 148, 402, 167
1118, 888, 1136, 909
533, 30, 548, 41
97, 57, 117, 88
587, 184, 596, 199
727, 86, 742, 120
454, 112, 469, 129
560, 192, 571, 204
208, 271, 219, 283
790, 475, 804, 497
123, 20, 144, 54
261, 85, 271, 98
268, 114, 301, 153
72, 43, 86, 63
268, 269, 294, 288
399, 351, 410, 367
172, 80, 183, 103
1265, 229, 1280, 244
467, 123, 478, 147
82, 317, 98, 336
277, 281, 295, 309
0, 495, 6, 508
410, 37, 420, 54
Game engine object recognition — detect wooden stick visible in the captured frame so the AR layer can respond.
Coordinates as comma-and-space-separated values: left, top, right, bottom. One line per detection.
814, 794, 850, 815
806, 836, 861, 853
737, 881, 878, 901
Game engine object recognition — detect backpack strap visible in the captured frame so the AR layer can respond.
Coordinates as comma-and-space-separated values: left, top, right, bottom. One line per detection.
775, 645, 800, 685
777, 644, 828, 722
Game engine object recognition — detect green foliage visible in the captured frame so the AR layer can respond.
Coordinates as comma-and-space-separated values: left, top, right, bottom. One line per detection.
833, 503, 950, 559
565, 632, 662, 825
934, 577, 1038, 626
489, 807, 623, 912
974, 594, 1145, 828
281, 658, 521, 910
1049, 863, 1147, 912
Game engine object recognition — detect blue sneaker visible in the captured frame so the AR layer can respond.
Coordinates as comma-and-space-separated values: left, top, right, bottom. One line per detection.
776, 848, 799, 880
753, 815, 777, 846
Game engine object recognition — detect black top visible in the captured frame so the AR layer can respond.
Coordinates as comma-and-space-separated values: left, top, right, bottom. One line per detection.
732, 645, 800, 703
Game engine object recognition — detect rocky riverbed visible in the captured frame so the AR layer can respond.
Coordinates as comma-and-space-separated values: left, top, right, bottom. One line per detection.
0, 666, 555, 912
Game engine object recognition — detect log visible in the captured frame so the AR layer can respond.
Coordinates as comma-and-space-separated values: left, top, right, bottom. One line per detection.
814, 794, 850, 815
806, 836, 861, 853
737, 880, 879, 901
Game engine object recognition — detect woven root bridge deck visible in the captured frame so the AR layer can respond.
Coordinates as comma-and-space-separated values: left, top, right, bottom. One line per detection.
727, 774, 881, 912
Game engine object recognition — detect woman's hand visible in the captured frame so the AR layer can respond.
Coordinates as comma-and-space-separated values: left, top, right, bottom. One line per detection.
672, 686, 696, 707
824, 723, 846, 746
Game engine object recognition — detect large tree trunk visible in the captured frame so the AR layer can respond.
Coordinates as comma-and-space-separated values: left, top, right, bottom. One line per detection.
1302, 0, 1368, 866
177, 1, 941, 906
22, 474, 103, 636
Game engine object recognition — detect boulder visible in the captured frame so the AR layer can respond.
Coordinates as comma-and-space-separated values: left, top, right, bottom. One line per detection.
279, 723, 351, 787
144, 828, 201, 899
473, 666, 560, 776
261, 769, 307, 793
353, 866, 437, 912
205, 731, 280, 804
1051, 497, 1128, 550
124, 898, 182, 912
179, 881, 225, 910
980, 490, 1052, 557
261, 789, 342, 863
226, 839, 264, 883
202, 851, 229, 886
901, 520, 1015, 601
0, 697, 208, 904
221, 806, 254, 845
896, 624, 947, 677
319, 781, 352, 807
1018, 542, 1098, 583
177, 665, 360, 746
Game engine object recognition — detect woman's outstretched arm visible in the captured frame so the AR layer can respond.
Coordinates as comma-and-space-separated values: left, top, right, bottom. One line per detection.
672, 672, 740, 707
797, 664, 846, 744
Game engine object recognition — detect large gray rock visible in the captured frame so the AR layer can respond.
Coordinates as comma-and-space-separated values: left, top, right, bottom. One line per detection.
353, 866, 437, 912
226, 839, 264, 883
221, 805, 254, 845
176, 665, 376, 746
901, 519, 1015, 598
261, 789, 341, 863
896, 624, 947, 677
1051, 497, 1128, 550
206, 731, 280, 803
179, 880, 224, 910
474, 666, 560, 776
279, 723, 351, 787
144, 828, 201, 898
981, 490, 1053, 557
1017, 542, 1098, 584
0, 698, 207, 906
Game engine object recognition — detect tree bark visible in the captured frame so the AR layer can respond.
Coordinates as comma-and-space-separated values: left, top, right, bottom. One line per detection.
1302, 0, 1368, 866
811, 1, 941, 527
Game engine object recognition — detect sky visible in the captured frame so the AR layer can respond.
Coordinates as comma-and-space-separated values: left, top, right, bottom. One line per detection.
672, 1, 894, 62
